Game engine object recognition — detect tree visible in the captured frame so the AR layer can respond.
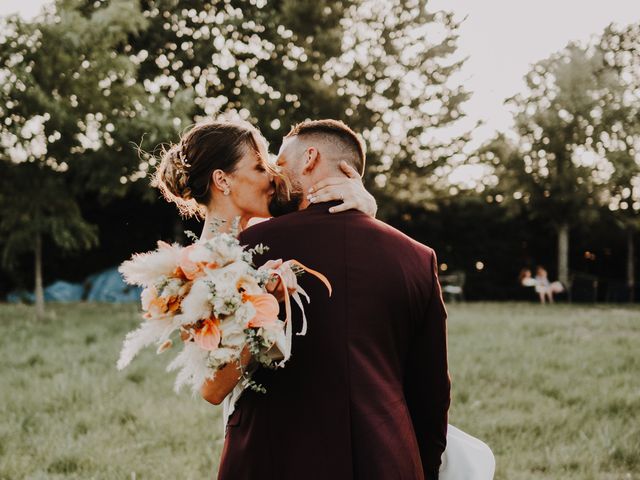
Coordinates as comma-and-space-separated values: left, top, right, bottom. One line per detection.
597, 22, 640, 301
107, 0, 469, 214
0, 0, 179, 317
497, 41, 636, 287
322, 1, 470, 213
1, 0, 470, 306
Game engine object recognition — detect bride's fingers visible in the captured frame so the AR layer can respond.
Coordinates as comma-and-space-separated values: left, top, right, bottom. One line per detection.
308, 185, 350, 204
338, 160, 361, 179
308, 176, 349, 194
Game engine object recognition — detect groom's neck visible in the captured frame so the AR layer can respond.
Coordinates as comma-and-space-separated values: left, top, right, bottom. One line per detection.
297, 166, 339, 211
297, 174, 317, 211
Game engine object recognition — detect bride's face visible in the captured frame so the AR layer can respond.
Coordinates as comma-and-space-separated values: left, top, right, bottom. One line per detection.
227, 135, 275, 218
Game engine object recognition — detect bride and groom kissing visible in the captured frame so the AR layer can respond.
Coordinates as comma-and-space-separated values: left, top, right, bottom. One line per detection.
154, 118, 495, 479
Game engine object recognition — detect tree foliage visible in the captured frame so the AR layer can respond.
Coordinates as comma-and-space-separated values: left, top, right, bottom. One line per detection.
596, 23, 640, 232
0, 0, 180, 309
109, 0, 469, 210
496, 34, 640, 224
477, 23, 640, 286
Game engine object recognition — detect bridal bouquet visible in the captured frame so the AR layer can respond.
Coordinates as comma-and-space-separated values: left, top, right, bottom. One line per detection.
116, 228, 330, 394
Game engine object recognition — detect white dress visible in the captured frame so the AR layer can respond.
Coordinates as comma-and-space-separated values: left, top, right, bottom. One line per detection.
440, 425, 495, 479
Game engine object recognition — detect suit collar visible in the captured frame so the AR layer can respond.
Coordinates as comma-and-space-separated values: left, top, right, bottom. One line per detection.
303, 200, 342, 211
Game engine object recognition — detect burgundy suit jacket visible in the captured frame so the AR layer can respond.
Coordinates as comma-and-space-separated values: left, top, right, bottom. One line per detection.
217, 202, 450, 480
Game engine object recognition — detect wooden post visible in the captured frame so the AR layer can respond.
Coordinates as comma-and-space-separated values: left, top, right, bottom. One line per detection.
34, 232, 45, 320
557, 223, 570, 288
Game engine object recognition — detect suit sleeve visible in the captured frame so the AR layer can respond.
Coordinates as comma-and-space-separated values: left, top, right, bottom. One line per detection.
404, 249, 451, 480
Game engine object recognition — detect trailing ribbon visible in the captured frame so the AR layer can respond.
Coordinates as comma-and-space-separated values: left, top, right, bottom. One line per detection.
269, 260, 332, 367
289, 260, 333, 297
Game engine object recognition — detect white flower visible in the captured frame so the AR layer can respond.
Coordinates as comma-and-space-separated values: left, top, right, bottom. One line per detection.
208, 347, 237, 366
219, 317, 246, 348
261, 319, 285, 346
212, 291, 242, 316
179, 279, 212, 324
161, 277, 183, 297
234, 301, 256, 326
206, 235, 245, 266
215, 259, 249, 281
185, 242, 215, 264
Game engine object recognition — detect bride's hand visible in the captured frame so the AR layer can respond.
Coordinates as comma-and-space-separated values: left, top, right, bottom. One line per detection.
262, 259, 298, 302
200, 344, 252, 405
308, 161, 377, 217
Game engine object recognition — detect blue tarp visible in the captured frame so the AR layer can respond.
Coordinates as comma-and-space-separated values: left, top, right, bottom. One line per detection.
86, 267, 142, 303
44, 280, 85, 302
6, 267, 141, 303
6, 290, 34, 303
6, 280, 84, 303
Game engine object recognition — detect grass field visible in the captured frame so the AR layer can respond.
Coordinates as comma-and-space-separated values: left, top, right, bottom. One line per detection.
0, 302, 638, 479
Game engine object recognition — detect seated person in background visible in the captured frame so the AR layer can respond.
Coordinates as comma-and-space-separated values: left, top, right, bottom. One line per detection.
534, 266, 565, 304
519, 268, 537, 288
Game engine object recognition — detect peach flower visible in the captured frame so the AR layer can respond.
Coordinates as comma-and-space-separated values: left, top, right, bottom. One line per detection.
244, 293, 280, 328
177, 244, 217, 280
193, 317, 222, 351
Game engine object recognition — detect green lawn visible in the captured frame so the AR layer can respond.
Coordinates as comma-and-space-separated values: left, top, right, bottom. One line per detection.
0, 302, 638, 479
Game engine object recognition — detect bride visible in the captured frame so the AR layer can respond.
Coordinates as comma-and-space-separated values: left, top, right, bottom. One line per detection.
153, 119, 494, 479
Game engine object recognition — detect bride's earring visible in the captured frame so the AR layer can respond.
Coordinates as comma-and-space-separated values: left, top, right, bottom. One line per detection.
213, 170, 232, 197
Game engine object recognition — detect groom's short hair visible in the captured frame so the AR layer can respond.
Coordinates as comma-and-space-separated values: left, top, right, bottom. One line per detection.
285, 119, 366, 176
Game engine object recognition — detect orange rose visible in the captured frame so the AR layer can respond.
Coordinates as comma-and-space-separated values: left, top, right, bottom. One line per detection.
146, 294, 181, 317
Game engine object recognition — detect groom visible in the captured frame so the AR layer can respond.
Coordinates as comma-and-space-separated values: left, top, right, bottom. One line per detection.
217, 120, 450, 480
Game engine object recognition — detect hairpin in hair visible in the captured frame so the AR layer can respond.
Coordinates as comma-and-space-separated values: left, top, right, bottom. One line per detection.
177, 146, 190, 168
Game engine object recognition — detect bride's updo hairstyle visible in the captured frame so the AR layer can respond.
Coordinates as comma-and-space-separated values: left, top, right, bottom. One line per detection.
153, 120, 267, 218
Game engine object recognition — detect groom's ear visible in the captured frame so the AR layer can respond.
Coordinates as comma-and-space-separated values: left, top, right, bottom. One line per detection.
301, 147, 319, 175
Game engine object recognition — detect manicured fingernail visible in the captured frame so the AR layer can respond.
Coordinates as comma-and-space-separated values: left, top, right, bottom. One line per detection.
329, 207, 335, 213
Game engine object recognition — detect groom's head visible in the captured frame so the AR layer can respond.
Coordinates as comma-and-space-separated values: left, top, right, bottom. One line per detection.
268, 119, 365, 216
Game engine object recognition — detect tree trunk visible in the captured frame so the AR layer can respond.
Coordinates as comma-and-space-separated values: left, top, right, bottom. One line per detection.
557, 223, 570, 288
627, 228, 635, 303
34, 232, 45, 320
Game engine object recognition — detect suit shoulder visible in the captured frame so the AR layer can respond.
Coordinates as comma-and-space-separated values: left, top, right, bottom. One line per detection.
238, 211, 308, 245
359, 216, 436, 259
238, 218, 277, 246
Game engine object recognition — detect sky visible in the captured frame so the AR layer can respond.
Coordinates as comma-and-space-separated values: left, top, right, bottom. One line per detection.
0, 0, 43, 19
1, 0, 640, 147
429, 0, 640, 147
